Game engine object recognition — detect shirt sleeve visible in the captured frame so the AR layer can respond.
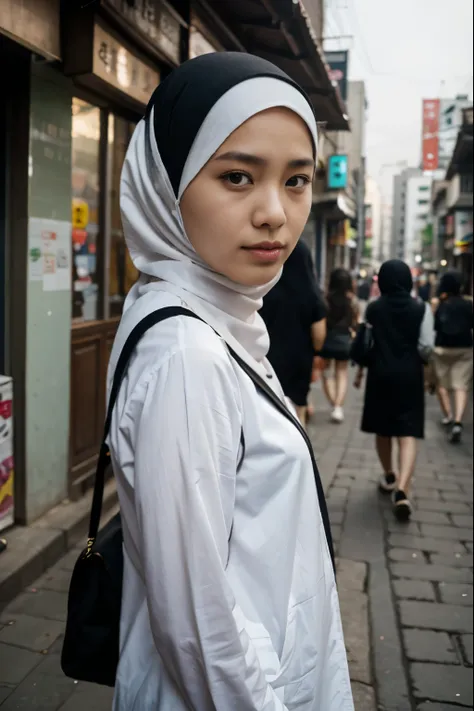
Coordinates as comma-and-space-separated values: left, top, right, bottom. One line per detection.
419, 303, 435, 349
131, 346, 287, 711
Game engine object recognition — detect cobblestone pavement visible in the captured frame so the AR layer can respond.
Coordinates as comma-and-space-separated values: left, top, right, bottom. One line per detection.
0, 382, 471, 710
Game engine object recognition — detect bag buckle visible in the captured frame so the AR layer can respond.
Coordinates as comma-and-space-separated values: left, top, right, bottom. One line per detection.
85, 537, 95, 558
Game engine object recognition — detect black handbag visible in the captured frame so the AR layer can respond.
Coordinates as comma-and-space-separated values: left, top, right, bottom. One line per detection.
350, 322, 374, 367
61, 306, 334, 687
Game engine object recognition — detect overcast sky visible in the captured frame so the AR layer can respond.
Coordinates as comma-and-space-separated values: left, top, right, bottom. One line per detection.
324, 0, 473, 202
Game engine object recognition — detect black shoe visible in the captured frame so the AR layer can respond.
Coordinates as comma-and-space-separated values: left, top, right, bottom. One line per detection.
392, 490, 413, 522
450, 422, 463, 444
379, 472, 397, 493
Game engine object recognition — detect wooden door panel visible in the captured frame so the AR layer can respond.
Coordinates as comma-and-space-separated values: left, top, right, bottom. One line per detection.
71, 337, 102, 458
69, 319, 118, 498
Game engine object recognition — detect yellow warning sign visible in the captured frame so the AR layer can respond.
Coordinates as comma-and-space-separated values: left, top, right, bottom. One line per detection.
72, 199, 89, 230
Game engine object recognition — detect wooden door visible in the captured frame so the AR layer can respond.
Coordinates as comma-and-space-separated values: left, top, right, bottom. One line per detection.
69, 319, 118, 499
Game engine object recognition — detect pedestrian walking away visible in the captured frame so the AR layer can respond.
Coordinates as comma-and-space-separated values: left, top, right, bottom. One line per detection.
261, 239, 327, 428
105, 52, 353, 710
319, 268, 359, 423
354, 259, 434, 521
432, 270, 473, 443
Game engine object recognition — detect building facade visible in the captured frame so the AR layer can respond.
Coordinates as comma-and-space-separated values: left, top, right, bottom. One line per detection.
311, 80, 366, 285
364, 176, 382, 268
391, 167, 431, 265
432, 107, 473, 292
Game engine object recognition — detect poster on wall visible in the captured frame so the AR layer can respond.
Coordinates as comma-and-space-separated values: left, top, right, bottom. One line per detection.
0, 376, 14, 532
28, 218, 72, 292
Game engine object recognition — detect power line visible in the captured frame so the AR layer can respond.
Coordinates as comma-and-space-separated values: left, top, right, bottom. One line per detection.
346, 0, 374, 74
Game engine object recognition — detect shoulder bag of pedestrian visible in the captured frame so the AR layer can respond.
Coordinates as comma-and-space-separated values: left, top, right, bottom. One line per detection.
350, 321, 374, 367
61, 307, 333, 687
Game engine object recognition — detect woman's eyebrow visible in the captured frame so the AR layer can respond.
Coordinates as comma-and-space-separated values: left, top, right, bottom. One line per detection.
214, 151, 315, 169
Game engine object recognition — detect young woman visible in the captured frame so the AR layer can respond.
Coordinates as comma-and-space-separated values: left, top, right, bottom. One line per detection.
261, 239, 327, 428
319, 268, 359, 423
432, 270, 473, 443
354, 260, 434, 520
108, 53, 353, 710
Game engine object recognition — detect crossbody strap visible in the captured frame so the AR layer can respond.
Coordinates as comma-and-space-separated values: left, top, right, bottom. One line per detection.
87, 306, 334, 567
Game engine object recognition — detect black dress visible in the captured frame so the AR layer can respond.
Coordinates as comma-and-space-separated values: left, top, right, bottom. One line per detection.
362, 296, 426, 439
261, 241, 326, 406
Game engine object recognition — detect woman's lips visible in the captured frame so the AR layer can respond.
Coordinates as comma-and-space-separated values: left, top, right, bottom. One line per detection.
243, 243, 284, 263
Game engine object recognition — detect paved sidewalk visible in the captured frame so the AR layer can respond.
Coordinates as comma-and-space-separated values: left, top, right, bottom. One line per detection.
310, 384, 473, 711
0, 383, 471, 710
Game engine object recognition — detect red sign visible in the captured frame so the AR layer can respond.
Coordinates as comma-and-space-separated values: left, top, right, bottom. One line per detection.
422, 99, 440, 171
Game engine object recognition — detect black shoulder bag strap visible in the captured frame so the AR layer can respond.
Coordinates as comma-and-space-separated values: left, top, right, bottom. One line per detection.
87, 306, 334, 568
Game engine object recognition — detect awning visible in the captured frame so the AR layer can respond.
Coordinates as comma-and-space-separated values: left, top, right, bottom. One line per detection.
312, 191, 356, 220
195, 0, 349, 131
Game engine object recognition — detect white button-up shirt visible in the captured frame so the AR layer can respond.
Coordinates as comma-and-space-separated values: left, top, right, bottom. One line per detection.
108, 291, 354, 711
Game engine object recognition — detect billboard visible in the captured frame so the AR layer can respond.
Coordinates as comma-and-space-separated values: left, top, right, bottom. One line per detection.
325, 51, 349, 102
422, 99, 440, 171
328, 155, 348, 190
422, 97, 472, 171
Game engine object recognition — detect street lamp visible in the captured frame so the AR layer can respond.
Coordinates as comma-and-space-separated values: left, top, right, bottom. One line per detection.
415, 254, 423, 264
440, 259, 448, 267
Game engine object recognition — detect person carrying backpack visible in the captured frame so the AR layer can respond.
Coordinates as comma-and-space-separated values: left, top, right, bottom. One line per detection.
433, 270, 473, 443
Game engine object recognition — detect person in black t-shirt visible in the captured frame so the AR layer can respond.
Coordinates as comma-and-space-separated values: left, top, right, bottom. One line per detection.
433, 271, 473, 443
261, 240, 327, 428
319, 269, 359, 423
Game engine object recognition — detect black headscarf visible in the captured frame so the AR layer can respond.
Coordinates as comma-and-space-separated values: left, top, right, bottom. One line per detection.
378, 259, 413, 298
437, 270, 463, 298
367, 259, 424, 355
146, 52, 314, 197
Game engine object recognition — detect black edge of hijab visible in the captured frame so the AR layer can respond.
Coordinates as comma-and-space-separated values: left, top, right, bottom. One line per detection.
378, 259, 413, 297
145, 52, 315, 197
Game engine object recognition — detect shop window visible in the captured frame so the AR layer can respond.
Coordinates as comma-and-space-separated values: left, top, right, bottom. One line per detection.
71, 98, 101, 322
108, 115, 138, 317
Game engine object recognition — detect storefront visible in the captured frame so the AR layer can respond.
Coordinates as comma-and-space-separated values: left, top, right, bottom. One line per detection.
62, 3, 180, 497
0, 0, 62, 525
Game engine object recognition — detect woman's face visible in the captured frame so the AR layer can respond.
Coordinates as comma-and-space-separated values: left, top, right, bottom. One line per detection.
180, 107, 314, 287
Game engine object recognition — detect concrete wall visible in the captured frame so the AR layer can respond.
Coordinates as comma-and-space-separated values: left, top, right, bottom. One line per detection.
25, 64, 72, 521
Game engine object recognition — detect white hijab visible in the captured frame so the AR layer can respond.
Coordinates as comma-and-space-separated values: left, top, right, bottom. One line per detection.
120, 76, 318, 369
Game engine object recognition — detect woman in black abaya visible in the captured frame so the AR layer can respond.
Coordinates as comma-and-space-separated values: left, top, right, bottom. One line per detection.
355, 260, 434, 520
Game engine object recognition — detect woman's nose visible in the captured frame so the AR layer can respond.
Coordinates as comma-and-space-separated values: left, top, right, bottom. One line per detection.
252, 188, 286, 230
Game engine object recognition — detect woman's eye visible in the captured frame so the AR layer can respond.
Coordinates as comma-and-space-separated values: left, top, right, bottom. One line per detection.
221, 172, 252, 187
287, 175, 311, 189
